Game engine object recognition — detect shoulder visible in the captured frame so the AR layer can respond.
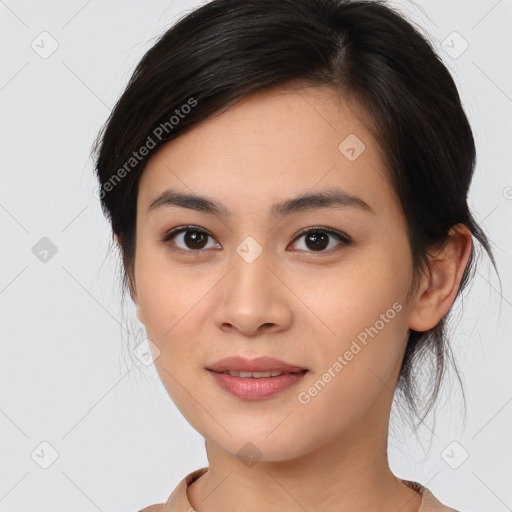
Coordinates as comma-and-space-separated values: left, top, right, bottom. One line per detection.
137, 467, 208, 512
401, 479, 459, 512
420, 487, 460, 512
137, 505, 167, 512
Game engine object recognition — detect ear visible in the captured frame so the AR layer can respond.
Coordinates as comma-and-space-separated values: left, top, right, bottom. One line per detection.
130, 278, 146, 326
127, 275, 146, 325
114, 233, 146, 325
408, 224, 473, 332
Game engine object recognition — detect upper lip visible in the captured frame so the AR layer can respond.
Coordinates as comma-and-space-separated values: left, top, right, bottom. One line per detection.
206, 356, 308, 373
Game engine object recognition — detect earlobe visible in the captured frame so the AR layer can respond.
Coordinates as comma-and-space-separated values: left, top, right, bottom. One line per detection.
135, 303, 145, 325
132, 288, 146, 325
408, 225, 472, 332
127, 270, 145, 325
130, 285, 145, 325
115, 234, 144, 324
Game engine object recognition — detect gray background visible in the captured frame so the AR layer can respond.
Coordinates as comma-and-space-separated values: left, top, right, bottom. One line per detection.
0, 0, 511, 511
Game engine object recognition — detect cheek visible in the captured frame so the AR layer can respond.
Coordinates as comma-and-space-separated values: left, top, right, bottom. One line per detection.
135, 245, 211, 337
293, 253, 408, 342
134, 263, 218, 413
291, 304, 408, 448
294, 254, 410, 401
309, 295, 407, 402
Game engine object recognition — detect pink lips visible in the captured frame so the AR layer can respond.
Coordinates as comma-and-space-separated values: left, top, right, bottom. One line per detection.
206, 355, 307, 374
206, 356, 308, 400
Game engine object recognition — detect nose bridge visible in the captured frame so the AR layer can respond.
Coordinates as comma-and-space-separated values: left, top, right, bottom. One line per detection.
230, 235, 273, 303
212, 235, 291, 335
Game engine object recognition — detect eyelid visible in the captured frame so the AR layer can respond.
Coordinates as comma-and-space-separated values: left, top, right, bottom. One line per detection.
160, 225, 217, 256
291, 226, 351, 244
161, 225, 209, 243
161, 225, 351, 254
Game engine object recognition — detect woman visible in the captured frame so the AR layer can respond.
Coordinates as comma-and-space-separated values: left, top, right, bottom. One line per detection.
93, 0, 498, 510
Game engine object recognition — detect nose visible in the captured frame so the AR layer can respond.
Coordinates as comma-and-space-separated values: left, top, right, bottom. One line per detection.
212, 249, 293, 337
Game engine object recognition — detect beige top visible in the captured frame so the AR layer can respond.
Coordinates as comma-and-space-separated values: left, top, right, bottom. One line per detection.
139, 467, 459, 512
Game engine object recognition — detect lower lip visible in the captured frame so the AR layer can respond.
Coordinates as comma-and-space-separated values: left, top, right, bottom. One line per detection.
208, 370, 308, 400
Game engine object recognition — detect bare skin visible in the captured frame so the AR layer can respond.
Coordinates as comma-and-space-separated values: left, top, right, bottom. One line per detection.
124, 83, 472, 512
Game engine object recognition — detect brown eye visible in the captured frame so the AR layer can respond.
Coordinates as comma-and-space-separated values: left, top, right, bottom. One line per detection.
162, 226, 220, 253
183, 230, 209, 249
290, 227, 351, 253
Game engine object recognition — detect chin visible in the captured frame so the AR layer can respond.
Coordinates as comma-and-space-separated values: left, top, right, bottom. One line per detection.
209, 427, 315, 464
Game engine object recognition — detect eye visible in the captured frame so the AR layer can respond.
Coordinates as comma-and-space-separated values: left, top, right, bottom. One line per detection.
161, 225, 220, 255
289, 227, 351, 253
161, 225, 351, 255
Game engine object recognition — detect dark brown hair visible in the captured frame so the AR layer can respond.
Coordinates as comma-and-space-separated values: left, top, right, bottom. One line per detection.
92, 0, 499, 427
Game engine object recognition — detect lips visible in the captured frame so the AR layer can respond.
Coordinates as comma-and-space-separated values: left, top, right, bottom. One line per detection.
206, 356, 309, 399
206, 355, 308, 374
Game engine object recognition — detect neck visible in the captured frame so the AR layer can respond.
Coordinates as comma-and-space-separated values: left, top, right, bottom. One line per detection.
187, 383, 422, 512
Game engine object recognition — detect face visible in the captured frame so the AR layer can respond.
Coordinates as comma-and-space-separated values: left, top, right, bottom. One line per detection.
131, 84, 420, 461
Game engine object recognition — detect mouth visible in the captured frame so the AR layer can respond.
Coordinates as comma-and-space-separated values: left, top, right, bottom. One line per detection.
210, 369, 307, 378
205, 355, 308, 374
205, 356, 309, 400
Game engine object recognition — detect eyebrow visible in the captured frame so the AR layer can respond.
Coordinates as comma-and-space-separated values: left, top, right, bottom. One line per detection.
147, 187, 375, 217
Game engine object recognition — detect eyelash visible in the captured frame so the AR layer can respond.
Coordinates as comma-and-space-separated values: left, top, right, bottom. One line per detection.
160, 225, 351, 256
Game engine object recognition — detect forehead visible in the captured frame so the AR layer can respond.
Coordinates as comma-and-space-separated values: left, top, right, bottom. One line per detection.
137, 84, 397, 221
